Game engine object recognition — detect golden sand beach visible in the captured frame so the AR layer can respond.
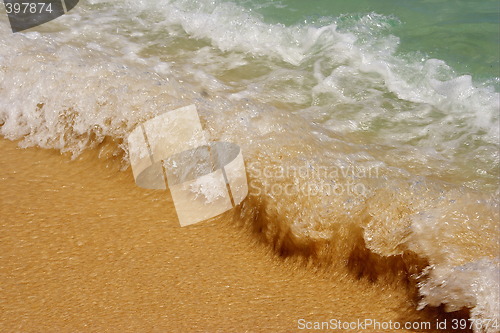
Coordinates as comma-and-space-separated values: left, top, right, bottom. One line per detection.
0, 139, 471, 332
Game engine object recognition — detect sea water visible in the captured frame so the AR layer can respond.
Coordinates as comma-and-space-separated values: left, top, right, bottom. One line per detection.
0, 0, 498, 331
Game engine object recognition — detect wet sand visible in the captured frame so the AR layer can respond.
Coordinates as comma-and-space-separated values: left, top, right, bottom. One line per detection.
0, 138, 469, 332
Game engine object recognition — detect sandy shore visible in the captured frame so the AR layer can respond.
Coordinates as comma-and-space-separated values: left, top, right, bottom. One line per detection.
0, 138, 469, 332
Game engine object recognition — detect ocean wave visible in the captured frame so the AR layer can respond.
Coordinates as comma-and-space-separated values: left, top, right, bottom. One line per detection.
0, 0, 499, 330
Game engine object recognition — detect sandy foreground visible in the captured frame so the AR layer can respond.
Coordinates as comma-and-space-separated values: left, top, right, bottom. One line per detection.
0, 138, 469, 332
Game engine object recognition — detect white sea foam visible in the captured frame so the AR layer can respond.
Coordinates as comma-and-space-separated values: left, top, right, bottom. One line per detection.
418, 259, 500, 333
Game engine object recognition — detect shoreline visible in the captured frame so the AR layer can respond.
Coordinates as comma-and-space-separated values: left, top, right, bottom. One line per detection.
0, 138, 471, 332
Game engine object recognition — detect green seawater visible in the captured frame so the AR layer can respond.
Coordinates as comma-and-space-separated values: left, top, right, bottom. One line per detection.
237, 0, 500, 85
